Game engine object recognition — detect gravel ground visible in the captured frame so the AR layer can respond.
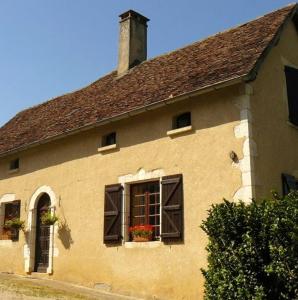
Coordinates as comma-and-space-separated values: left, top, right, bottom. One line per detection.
0, 273, 140, 300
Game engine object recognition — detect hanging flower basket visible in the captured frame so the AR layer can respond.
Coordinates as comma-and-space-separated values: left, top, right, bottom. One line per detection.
41, 211, 59, 225
129, 225, 153, 242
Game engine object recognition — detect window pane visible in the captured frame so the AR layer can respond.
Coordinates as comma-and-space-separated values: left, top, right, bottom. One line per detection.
102, 132, 116, 146
130, 181, 160, 240
174, 112, 191, 129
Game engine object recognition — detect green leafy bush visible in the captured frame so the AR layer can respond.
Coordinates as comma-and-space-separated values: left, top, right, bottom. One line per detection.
201, 191, 298, 300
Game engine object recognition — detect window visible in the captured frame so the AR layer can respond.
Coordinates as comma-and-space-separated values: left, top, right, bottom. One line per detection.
130, 181, 160, 240
285, 66, 298, 126
102, 132, 116, 147
282, 173, 298, 196
103, 174, 184, 245
173, 112, 191, 129
9, 158, 19, 171
1, 201, 21, 241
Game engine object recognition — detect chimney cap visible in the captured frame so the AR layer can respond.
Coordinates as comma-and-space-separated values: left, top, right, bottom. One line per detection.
119, 10, 149, 23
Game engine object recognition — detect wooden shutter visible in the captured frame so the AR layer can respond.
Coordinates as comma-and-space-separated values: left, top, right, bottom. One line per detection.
285, 66, 298, 126
103, 184, 123, 244
161, 174, 184, 242
282, 173, 297, 196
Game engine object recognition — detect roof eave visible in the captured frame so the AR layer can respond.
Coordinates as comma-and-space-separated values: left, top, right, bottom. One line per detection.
0, 74, 248, 159
247, 4, 298, 82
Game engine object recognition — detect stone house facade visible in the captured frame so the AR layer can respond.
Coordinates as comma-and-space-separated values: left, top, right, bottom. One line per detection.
0, 4, 298, 300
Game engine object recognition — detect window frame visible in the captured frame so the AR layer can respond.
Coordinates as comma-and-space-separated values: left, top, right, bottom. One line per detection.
129, 180, 161, 241
104, 172, 184, 246
9, 158, 20, 172
172, 112, 191, 130
123, 178, 163, 243
0, 200, 21, 242
282, 173, 298, 196
102, 132, 117, 147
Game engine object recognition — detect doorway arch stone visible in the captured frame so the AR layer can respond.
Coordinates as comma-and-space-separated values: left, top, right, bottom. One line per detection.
24, 186, 57, 274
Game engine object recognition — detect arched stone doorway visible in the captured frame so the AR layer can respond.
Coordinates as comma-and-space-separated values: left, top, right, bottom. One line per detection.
24, 186, 57, 274
34, 193, 51, 272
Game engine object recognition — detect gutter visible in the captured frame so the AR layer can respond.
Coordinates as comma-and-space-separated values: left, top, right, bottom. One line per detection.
0, 74, 249, 159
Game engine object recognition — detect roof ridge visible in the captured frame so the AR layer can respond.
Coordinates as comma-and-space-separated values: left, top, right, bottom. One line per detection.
8, 3, 297, 121
134, 3, 297, 68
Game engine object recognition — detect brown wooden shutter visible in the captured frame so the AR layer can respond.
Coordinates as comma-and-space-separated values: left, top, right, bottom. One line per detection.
282, 173, 297, 196
161, 174, 184, 242
285, 66, 298, 126
103, 184, 123, 244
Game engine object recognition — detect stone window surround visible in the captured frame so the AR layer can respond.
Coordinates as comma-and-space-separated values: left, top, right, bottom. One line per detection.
118, 168, 165, 246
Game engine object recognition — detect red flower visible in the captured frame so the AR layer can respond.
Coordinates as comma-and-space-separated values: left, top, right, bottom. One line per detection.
129, 224, 153, 232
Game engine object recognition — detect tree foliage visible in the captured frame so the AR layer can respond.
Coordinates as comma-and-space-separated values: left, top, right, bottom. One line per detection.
201, 191, 298, 300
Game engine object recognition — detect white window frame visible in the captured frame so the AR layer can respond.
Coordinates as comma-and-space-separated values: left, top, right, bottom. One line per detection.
118, 168, 165, 244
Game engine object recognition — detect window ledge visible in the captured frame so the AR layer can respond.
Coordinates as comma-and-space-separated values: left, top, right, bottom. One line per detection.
167, 125, 193, 137
97, 144, 117, 153
8, 168, 19, 175
0, 240, 13, 247
124, 241, 162, 249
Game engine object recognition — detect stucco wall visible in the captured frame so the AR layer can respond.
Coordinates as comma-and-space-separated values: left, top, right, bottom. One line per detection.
0, 84, 245, 299
251, 20, 298, 198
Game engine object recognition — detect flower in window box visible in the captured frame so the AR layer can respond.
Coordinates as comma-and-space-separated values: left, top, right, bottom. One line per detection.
129, 224, 154, 242
4, 218, 25, 230
41, 211, 59, 225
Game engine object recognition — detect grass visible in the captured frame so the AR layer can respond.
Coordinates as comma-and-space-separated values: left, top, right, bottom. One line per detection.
0, 277, 98, 300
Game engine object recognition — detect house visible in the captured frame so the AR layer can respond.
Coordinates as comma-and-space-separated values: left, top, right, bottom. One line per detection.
0, 4, 298, 299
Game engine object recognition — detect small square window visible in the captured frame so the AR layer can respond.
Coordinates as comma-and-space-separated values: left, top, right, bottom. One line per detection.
9, 158, 19, 171
173, 112, 191, 129
102, 132, 116, 147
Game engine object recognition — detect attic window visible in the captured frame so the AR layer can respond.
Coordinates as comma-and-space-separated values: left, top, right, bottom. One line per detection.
9, 159, 19, 171
285, 66, 298, 126
173, 112, 191, 129
102, 132, 116, 147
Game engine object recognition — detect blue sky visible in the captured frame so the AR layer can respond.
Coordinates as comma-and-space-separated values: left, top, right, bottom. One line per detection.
0, 0, 294, 126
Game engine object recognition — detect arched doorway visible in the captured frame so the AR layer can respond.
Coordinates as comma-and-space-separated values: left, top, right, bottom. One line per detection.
34, 193, 51, 273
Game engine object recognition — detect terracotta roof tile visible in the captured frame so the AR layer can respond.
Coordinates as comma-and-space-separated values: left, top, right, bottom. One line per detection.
0, 4, 296, 156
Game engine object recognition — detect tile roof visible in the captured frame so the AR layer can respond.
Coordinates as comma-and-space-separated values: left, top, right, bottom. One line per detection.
0, 4, 297, 157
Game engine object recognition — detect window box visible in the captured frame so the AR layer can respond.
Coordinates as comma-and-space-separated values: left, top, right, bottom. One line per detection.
129, 225, 154, 242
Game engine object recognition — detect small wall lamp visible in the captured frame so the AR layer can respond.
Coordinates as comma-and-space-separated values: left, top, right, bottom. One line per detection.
229, 151, 239, 163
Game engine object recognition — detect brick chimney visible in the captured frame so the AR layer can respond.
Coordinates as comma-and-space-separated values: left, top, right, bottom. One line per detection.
117, 10, 149, 76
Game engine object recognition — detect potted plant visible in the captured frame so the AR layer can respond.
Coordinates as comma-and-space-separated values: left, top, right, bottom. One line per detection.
4, 218, 25, 231
129, 224, 154, 242
41, 211, 59, 225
